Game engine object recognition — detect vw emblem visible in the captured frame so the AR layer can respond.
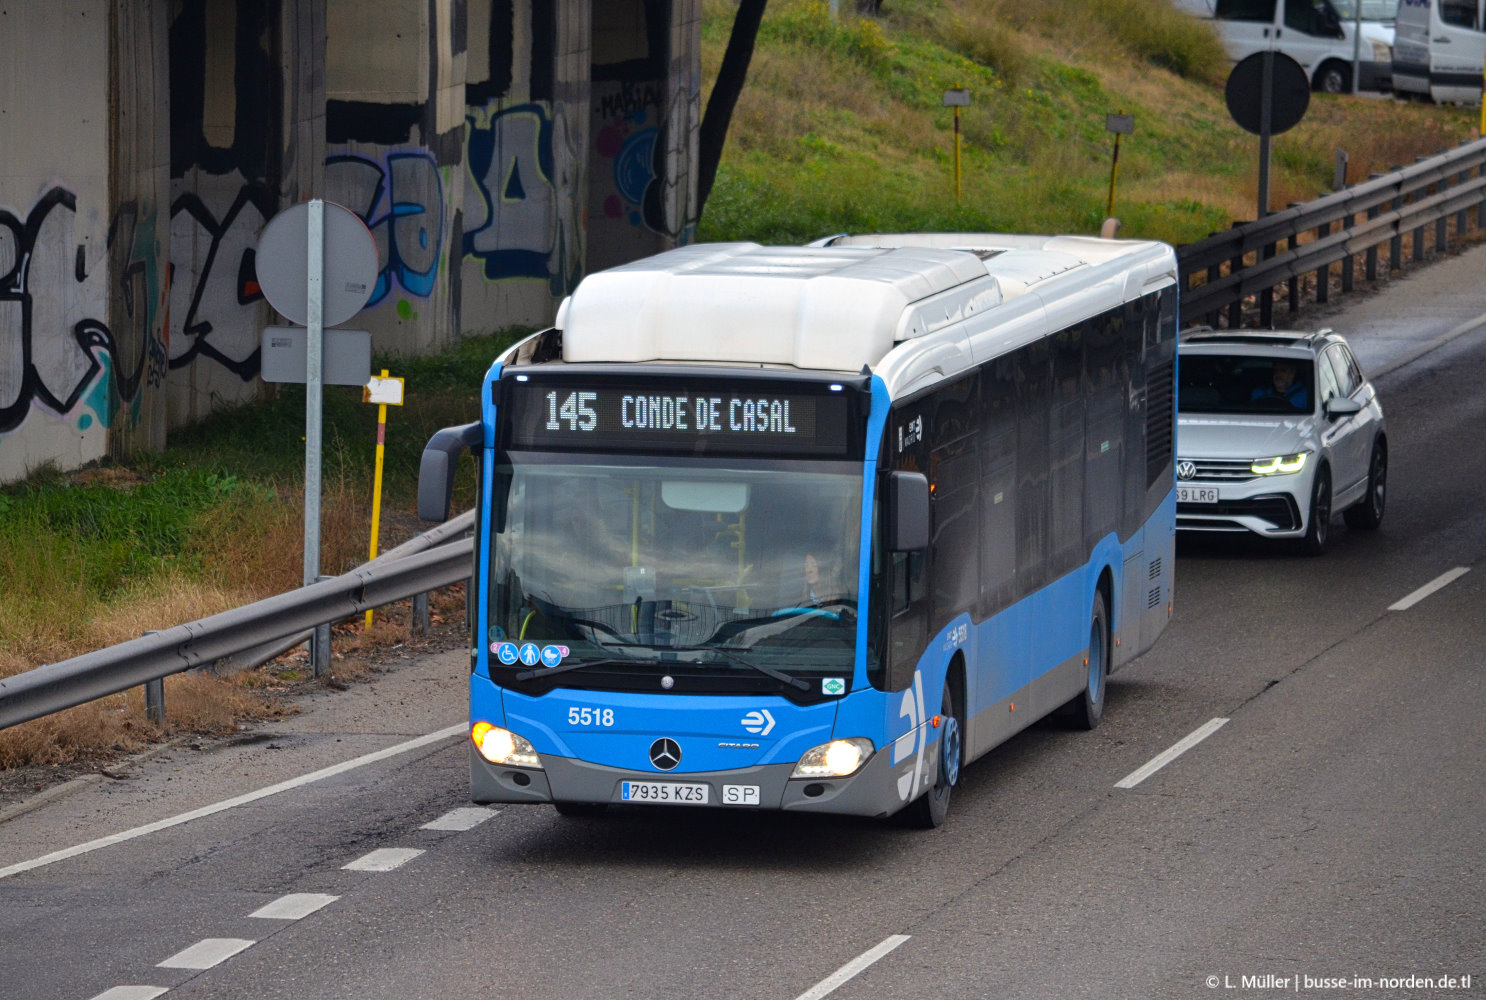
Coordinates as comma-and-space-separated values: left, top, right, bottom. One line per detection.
649, 738, 682, 771
1176, 461, 1197, 481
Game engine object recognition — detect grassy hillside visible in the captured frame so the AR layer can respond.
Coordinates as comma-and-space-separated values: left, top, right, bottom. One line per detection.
698, 0, 1476, 246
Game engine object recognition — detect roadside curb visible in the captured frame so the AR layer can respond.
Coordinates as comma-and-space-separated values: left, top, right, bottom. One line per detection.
0, 773, 102, 826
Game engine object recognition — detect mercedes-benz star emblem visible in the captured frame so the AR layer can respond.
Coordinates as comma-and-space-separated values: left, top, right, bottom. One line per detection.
1176, 461, 1197, 481
649, 738, 681, 771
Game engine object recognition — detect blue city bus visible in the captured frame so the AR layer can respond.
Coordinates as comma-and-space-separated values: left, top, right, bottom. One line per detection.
418, 234, 1177, 827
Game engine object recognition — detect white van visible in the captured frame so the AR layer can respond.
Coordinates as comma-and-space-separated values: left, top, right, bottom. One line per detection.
1394, 0, 1485, 103
1175, 0, 1396, 92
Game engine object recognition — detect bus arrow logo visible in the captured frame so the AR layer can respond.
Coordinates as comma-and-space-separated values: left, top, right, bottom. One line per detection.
741, 710, 775, 736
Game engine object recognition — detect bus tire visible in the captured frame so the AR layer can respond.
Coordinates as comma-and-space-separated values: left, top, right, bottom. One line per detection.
553, 801, 608, 817
904, 678, 962, 829
1070, 590, 1109, 731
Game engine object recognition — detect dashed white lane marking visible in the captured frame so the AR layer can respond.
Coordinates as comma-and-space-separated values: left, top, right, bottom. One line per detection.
87, 988, 169, 1000
1115, 718, 1230, 789
249, 892, 340, 920
157, 938, 256, 970
421, 806, 497, 831
792, 935, 911, 1000
1388, 567, 1471, 612
0, 723, 466, 880
343, 847, 424, 872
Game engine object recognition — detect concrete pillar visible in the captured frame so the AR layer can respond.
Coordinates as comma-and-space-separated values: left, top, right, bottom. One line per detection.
586, 0, 699, 274
458, 0, 592, 334
166, 0, 325, 429
0, 0, 170, 482
324, 0, 465, 360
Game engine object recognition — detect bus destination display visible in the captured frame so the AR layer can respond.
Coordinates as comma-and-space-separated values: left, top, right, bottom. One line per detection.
502, 380, 853, 456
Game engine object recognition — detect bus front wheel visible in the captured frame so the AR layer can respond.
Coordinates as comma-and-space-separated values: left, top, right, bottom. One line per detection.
904, 679, 962, 829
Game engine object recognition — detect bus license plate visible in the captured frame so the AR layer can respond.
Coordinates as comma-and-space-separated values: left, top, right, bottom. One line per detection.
621, 781, 709, 804
1177, 486, 1218, 503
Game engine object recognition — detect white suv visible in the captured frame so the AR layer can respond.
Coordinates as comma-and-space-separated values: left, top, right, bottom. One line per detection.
1176, 329, 1387, 555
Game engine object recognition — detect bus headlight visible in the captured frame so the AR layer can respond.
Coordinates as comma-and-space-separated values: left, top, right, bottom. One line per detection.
1251, 452, 1308, 475
471, 721, 544, 769
791, 738, 874, 779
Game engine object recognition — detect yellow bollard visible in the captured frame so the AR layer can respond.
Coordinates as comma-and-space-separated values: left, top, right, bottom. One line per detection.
363, 370, 405, 628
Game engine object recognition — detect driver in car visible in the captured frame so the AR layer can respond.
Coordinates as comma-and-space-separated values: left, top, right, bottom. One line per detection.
1251, 360, 1309, 411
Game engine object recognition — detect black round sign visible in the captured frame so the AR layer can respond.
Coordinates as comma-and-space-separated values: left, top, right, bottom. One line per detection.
1224, 51, 1310, 136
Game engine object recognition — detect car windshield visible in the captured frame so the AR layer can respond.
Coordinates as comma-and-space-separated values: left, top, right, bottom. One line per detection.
1179, 354, 1316, 415
487, 458, 862, 681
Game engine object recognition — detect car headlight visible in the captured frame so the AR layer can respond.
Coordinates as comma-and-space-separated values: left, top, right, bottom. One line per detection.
791, 737, 875, 779
1251, 452, 1309, 475
471, 721, 544, 769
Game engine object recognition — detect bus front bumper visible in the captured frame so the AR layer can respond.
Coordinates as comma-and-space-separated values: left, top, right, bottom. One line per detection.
470, 742, 919, 819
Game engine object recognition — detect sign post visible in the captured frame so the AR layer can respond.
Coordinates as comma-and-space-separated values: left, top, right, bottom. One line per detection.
255, 199, 379, 674
1105, 112, 1134, 220
362, 371, 405, 628
1224, 52, 1309, 220
943, 87, 970, 204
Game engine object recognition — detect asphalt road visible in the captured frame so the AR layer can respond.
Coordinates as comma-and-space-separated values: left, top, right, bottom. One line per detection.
2, 249, 1483, 1000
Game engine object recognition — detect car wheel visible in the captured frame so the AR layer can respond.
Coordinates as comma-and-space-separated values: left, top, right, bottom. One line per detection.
1315, 63, 1350, 94
904, 679, 962, 829
1300, 465, 1332, 556
1343, 439, 1386, 530
1067, 590, 1109, 731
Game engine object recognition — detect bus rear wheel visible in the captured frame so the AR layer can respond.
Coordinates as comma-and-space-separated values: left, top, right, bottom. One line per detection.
1069, 590, 1109, 730
904, 679, 962, 829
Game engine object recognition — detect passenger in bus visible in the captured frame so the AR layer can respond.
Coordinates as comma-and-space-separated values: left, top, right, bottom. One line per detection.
1250, 360, 1309, 411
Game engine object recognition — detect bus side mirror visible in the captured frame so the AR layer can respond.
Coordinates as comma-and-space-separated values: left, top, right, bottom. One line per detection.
887, 471, 930, 552
418, 422, 482, 522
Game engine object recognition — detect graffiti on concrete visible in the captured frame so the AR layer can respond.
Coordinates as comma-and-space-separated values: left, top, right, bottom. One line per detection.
167, 181, 272, 380
464, 103, 560, 287
1, 187, 167, 435
326, 151, 445, 307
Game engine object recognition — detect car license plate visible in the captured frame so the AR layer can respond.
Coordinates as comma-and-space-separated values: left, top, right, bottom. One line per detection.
1177, 486, 1218, 503
621, 781, 709, 804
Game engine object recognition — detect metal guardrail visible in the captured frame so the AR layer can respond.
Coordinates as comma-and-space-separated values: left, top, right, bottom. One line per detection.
0, 520, 474, 731
1176, 137, 1486, 328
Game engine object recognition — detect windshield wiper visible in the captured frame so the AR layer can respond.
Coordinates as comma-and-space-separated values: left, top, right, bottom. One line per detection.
513, 657, 637, 682
706, 645, 811, 691
513, 645, 810, 691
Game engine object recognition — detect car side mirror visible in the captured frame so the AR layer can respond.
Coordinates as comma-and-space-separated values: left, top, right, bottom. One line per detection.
418, 422, 482, 521
1325, 396, 1362, 420
886, 471, 929, 552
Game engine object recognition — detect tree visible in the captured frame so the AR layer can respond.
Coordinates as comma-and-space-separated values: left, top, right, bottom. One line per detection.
697, 0, 768, 217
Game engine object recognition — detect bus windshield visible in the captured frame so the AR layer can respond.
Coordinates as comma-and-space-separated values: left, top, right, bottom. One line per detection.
487, 458, 862, 691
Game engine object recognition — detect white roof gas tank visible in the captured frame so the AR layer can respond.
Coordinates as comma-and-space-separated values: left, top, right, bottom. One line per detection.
559, 243, 994, 372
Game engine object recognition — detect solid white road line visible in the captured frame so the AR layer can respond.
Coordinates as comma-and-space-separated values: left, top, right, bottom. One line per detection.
792, 935, 912, 1000
88, 988, 169, 1000
1115, 718, 1230, 789
343, 847, 425, 872
249, 892, 340, 920
157, 938, 256, 970
0, 723, 466, 880
1388, 567, 1471, 612
422, 806, 497, 831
